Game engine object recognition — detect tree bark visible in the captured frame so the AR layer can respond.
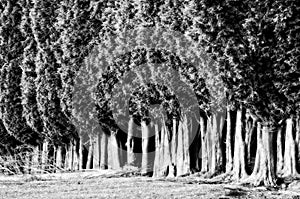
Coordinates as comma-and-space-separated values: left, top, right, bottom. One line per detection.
217, 113, 225, 172
127, 116, 135, 166
160, 122, 171, 176
296, 115, 300, 172
181, 115, 191, 176
108, 132, 121, 169
93, 133, 101, 169
167, 118, 177, 177
141, 120, 151, 175
280, 118, 299, 177
100, 132, 108, 169
246, 123, 277, 187
232, 108, 248, 180
41, 139, 49, 172
78, 134, 84, 170
200, 115, 208, 173
153, 122, 160, 177
210, 114, 217, 174
31, 145, 40, 174
226, 107, 233, 173
86, 136, 93, 169
245, 109, 256, 166
56, 145, 63, 171
276, 127, 284, 174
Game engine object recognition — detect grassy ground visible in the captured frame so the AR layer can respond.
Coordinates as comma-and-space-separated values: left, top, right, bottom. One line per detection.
1, 171, 300, 199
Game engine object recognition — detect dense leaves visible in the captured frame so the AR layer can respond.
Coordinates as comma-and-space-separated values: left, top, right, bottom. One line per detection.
95, 48, 210, 133
31, 0, 77, 144
0, 0, 42, 146
191, 0, 300, 124
20, 0, 44, 135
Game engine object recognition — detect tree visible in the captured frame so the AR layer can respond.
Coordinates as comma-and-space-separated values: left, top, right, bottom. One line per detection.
192, 0, 300, 186
0, 0, 42, 146
20, 0, 44, 137
30, 0, 76, 145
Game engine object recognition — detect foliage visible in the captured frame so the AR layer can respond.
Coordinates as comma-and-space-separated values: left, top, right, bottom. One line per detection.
30, 0, 76, 144
191, 0, 300, 124
0, 0, 42, 146
20, 0, 44, 135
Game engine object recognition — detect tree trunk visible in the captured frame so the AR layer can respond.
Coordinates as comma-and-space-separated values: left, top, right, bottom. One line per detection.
127, 116, 136, 166
226, 107, 233, 173
86, 136, 93, 169
100, 132, 108, 169
158, 122, 170, 177
210, 114, 217, 175
181, 115, 191, 176
247, 123, 277, 187
108, 132, 121, 169
31, 145, 40, 174
167, 118, 177, 177
41, 139, 49, 172
141, 120, 151, 175
296, 116, 300, 172
232, 108, 248, 180
24, 151, 31, 174
280, 118, 299, 177
245, 110, 256, 166
93, 133, 101, 169
276, 127, 284, 174
200, 115, 208, 173
153, 122, 160, 177
72, 139, 79, 171
217, 113, 225, 172
56, 145, 63, 171
67, 141, 74, 171
78, 134, 84, 170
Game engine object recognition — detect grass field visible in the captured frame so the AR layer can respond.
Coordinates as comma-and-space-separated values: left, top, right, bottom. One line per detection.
1, 170, 300, 199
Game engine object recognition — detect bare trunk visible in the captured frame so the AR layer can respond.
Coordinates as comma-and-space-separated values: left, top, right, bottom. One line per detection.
167, 118, 177, 177
41, 139, 49, 172
226, 107, 233, 173
153, 122, 160, 177
280, 118, 299, 177
24, 151, 30, 174
127, 116, 135, 166
93, 133, 101, 169
141, 120, 151, 175
245, 110, 256, 166
200, 115, 208, 173
210, 114, 217, 174
100, 132, 108, 169
158, 122, 171, 177
31, 145, 40, 174
66, 141, 74, 171
108, 132, 121, 169
296, 116, 300, 171
78, 134, 84, 170
180, 115, 190, 176
247, 123, 277, 187
86, 137, 93, 169
56, 145, 63, 171
276, 127, 283, 174
206, 115, 212, 174
232, 108, 248, 180
217, 113, 225, 172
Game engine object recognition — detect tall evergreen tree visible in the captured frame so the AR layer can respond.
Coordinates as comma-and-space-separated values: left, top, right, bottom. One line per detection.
20, 0, 44, 136
30, 0, 76, 144
0, 0, 42, 146
191, 0, 300, 186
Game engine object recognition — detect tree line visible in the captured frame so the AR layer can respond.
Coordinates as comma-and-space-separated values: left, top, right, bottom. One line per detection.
0, 0, 299, 187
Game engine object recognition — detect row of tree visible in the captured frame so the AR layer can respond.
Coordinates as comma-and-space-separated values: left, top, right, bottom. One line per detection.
0, 0, 299, 186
